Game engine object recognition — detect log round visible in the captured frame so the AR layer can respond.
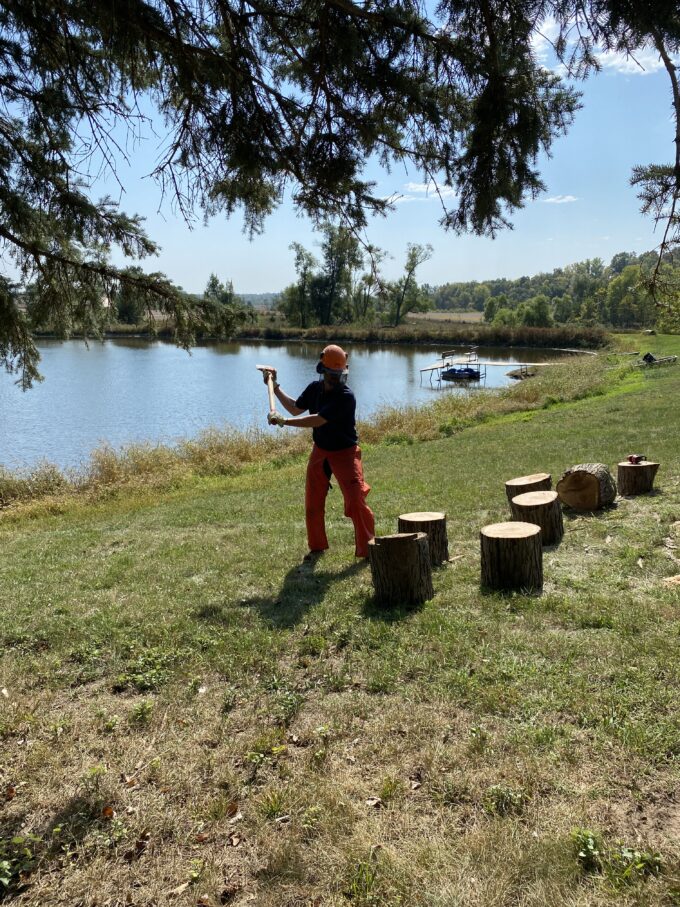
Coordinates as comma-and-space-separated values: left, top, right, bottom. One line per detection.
504, 472, 552, 504
480, 521, 543, 593
556, 463, 617, 511
397, 511, 449, 565
617, 461, 660, 495
368, 532, 434, 606
509, 490, 564, 545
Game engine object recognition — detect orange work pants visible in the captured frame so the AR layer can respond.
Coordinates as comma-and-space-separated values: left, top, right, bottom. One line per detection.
305, 444, 375, 557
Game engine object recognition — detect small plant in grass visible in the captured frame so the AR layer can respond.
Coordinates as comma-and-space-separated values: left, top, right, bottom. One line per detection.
467, 725, 490, 755
606, 844, 663, 887
129, 699, 153, 725
344, 856, 381, 906
572, 828, 603, 874
0, 833, 41, 894
82, 764, 108, 793
270, 690, 304, 726
188, 858, 204, 884
482, 784, 527, 817
379, 776, 404, 804
103, 713, 120, 733
301, 805, 323, 838
431, 778, 472, 807
112, 646, 177, 693
259, 787, 289, 820
298, 635, 327, 658
221, 686, 237, 714
310, 725, 332, 767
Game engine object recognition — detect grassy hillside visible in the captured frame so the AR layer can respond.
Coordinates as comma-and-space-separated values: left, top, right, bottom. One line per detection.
1, 335, 679, 906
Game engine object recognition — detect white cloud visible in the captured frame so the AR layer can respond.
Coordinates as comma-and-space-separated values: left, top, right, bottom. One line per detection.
541, 194, 578, 204
531, 15, 679, 77
531, 17, 561, 66
403, 181, 458, 200
596, 46, 670, 75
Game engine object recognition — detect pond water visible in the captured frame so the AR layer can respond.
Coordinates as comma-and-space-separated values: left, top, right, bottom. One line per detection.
0, 338, 565, 470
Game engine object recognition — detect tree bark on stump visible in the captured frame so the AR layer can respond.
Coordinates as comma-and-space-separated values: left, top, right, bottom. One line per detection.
617, 461, 660, 495
368, 533, 434, 606
504, 472, 551, 504
556, 463, 617, 511
397, 511, 449, 565
509, 490, 564, 545
480, 522, 543, 592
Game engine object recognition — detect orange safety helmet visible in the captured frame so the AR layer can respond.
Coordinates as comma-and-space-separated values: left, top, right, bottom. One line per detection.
317, 344, 348, 375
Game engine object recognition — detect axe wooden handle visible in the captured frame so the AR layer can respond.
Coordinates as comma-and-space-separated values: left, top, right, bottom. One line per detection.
256, 364, 277, 414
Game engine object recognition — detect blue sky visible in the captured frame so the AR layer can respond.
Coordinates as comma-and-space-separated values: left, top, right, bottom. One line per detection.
101, 39, 678, 295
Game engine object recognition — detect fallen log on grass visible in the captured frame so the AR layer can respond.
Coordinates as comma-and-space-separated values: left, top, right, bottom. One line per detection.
556, 463, 616, 511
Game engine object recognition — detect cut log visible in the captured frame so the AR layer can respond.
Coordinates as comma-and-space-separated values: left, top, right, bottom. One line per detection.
617, 461, 660, 495
480, 522, 543, 593
368, 532, 434, 606
504, 472, 551, 504
397, 511, 449, 565
556, 463, 617, 511
510, 490, 564, 545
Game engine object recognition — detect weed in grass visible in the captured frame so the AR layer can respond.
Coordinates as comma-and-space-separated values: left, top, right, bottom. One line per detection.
297, 634, 327, 658
0, 833, 41, 895
467, 725, 490, 755
97, 712, 120, 734
606, 844, 663, 887
128, 699, 153, 725
220, 685, 237, 714
300, 804, 323, 838
431, 778, 472, 808
82, 764, 108, 794
572, 828, 603, 874
204, 790, 240, 822
112, 646, 178, 693
482, 784, 527, 817
344, 855, 381, 906
379, 776, 404, 804
258, 787, 289, 820
270, 690, 304, 726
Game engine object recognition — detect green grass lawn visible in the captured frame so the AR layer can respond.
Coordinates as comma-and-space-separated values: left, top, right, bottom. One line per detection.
1, 335, 679, 906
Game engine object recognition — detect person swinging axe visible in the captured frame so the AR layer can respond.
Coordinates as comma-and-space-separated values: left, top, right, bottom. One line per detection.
261, 345, 375, 559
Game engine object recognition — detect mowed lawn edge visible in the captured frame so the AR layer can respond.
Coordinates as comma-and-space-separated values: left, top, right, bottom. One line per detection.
1, 334, 679, 906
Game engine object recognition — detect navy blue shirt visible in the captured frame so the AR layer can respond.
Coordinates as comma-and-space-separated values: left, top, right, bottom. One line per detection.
295, 381, 359, 451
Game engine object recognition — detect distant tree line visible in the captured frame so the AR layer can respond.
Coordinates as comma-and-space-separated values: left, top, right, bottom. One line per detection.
432, 251, 680, 330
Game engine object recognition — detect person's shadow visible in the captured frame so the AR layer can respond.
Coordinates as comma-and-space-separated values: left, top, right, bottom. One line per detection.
197, 554, 369, 630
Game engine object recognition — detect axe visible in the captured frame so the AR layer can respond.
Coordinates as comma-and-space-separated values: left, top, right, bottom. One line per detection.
256, 364, 277, 414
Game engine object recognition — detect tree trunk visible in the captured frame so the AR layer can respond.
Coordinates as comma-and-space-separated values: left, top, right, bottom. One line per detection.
480, 522, 543, 593
617, 461, 660, 495
397, 511, 449, 565
556, 463, 617, 511
504, 472, 551, 504
368, 532, 434, 606
509, 490, 564, 545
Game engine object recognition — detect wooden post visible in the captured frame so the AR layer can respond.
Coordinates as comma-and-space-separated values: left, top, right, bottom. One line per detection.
368, 533, 434, 606
504, 472, 551, 504
510, 490, 564, 545
556, 463, 617, 511
480, 522, 542, 592
397, 511, 449, 565
617, 461, 660, 495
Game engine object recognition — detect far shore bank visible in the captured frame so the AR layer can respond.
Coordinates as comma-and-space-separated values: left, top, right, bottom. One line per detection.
32, 320, 609, 350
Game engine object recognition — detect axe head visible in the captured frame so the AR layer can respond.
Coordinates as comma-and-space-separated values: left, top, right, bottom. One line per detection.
256, 364, 276, 373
